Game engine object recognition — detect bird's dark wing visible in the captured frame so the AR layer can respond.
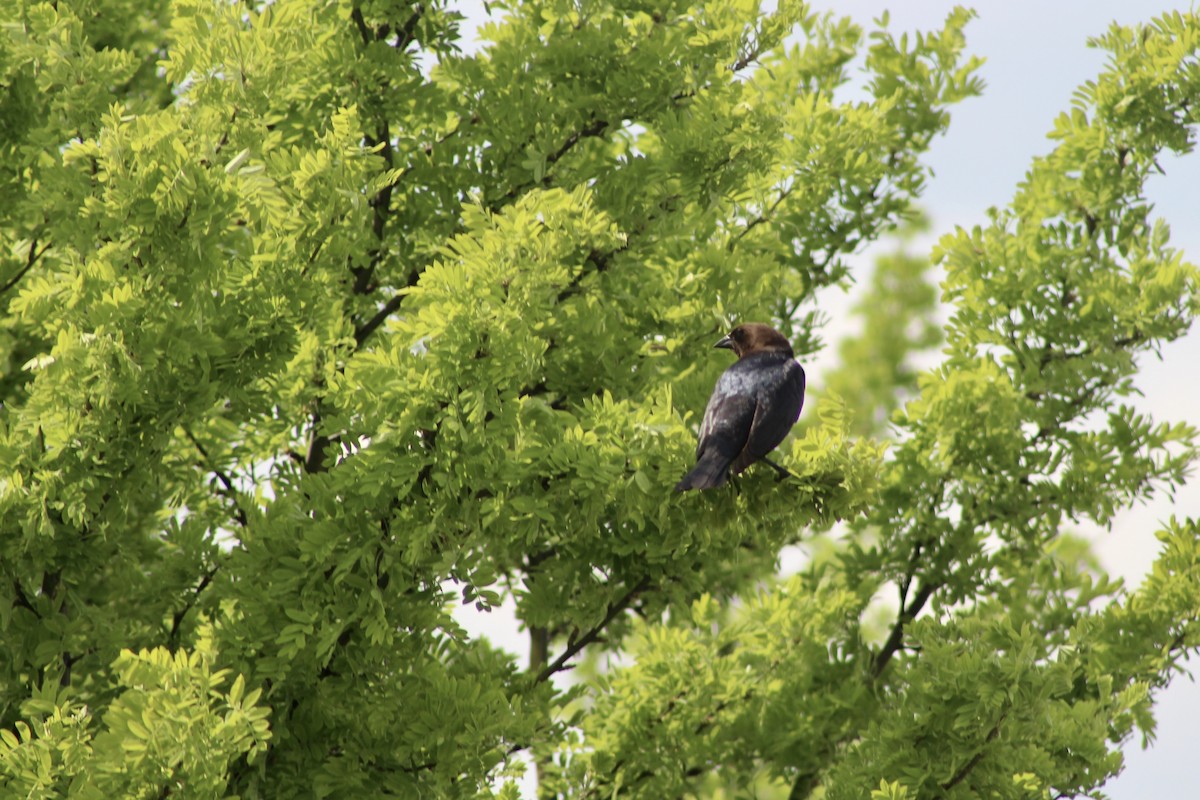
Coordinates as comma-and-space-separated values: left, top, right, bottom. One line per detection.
673, 370, 757, 491
731, 359, 806, 474
695, 368, 757, 463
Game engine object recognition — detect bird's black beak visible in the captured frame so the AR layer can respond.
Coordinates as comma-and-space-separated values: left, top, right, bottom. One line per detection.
714, 334, 734, 350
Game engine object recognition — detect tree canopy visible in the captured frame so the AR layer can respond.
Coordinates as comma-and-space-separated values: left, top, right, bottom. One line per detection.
1, 1, 1198, 797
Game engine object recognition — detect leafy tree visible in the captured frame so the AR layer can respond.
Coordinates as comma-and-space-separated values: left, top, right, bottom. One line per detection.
1, 1, 1197, 798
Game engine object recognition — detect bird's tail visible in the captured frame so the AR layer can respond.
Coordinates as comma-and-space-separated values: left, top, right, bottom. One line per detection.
674, 455, 731, 492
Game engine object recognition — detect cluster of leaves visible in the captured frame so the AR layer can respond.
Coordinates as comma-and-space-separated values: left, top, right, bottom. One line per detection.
0, 0, 1196, 798
0, 646, 270, 799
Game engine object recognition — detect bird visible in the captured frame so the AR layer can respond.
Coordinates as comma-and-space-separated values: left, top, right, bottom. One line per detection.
675, 323, 806, 492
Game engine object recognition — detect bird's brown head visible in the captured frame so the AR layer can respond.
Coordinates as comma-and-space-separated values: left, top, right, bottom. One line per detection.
714, 323, 794, 359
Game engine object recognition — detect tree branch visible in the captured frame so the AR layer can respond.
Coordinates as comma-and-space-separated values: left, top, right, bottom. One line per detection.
940, 713, 1005, 792
500, 117, 611, 205
731, 185, 793, 246
352, 2, 425, 49
168, 566, 219, 646
536, 575, 651, 683
349, 5, 374, 44
355, 118, 395, 295
10, 578, 40, 617
392, 5, 425, 51
354, 293, 405, 346
555, 246, 623, 303
183, 426, 249, 528
872, 581, 935, 679
304, 407, 330, 474
302, 4, 425, 480
1, 236, 51, 298
548, 116, 609, 168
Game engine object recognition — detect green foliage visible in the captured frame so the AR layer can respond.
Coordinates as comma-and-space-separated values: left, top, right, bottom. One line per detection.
0, 1, 1197, 798
0, 647, 269, 799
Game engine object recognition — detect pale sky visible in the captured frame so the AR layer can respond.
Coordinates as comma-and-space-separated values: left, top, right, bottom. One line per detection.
447, 2, 1200, 795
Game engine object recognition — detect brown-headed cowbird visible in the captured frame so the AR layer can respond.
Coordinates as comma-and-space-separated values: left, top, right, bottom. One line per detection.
675, 323, 806, 492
